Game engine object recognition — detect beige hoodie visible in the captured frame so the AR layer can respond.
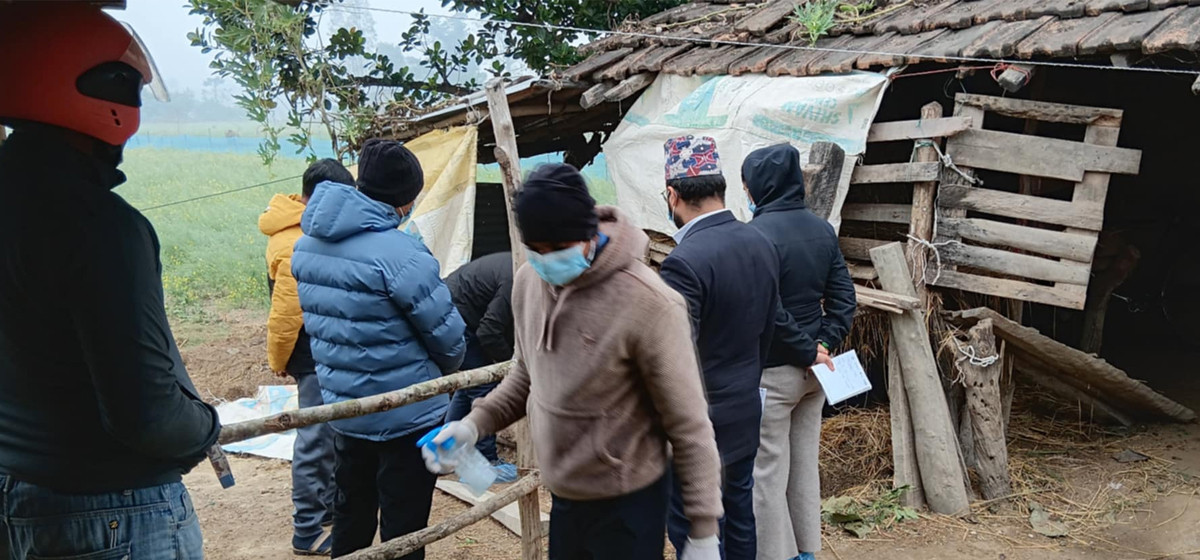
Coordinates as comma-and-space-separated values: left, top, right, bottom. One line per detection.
465, 207, 723, 537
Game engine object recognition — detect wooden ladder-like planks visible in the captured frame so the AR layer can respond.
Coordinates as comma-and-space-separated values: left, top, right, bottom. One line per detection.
929, 93, 1141, 310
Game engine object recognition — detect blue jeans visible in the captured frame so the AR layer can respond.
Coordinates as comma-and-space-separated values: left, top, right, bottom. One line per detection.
444, 332, 500, 463
0, 475, 203, 559
292, 371, 336, 542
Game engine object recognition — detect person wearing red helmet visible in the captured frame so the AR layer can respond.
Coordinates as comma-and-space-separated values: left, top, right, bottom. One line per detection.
0, 4, 220, 559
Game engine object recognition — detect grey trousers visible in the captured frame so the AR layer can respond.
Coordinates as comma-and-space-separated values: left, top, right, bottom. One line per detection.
293, 371, 336, 541
754, 365, 825, 559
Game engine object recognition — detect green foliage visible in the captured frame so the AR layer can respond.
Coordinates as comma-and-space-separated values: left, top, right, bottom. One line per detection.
187, 0, 686, 164
791, 0, 879, 45
821, 486, 920, 538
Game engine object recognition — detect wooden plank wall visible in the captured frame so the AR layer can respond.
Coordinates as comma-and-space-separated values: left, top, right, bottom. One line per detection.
927, 93, 1142, 310
838, 114, 974, 282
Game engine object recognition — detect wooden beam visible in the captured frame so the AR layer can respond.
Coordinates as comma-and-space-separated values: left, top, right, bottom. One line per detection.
840, 237, 891, 261
805, 141, 846, 222
857, 285, 922, 312
938, 242, 1091, 285
436, 479, 549, 537
907, 102, 943, 307
955, 93, 1123, 126
867, 115, 972, 142
580, 82, 614, 110
950, 307, 1197, 422
342, 474, 542, 560
485, 78, 543, 560
1014, 354, 1135, 427
219, 362, 510, 445
847, 263, 878, 281
946, 128, 1142, 182
851, 162, 941, 184
937, 217, 1097, 263
960, 319, 1012, 500
870, 242, 971, 516
841, 203, 912, 224
603, 73, 656, 103
888, 337, 926, 508
937, 184, 1104, 231
933, 269, 1086, 309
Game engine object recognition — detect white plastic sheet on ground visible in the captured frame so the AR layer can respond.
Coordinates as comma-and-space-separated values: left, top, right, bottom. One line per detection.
218, 385, 298, 461
604, 72, 890, 233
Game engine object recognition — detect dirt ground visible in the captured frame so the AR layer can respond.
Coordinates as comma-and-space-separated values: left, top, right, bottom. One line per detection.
182, 315, 1200, 559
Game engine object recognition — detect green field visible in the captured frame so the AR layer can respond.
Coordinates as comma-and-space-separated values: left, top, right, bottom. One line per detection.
118, 148, 616, 324
119, 148, 308, 322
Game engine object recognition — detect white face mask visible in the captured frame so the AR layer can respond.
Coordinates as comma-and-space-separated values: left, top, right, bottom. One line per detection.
527, 241, 596, 287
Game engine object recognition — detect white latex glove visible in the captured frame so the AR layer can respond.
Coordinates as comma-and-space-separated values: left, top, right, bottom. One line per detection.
679, 535, 720, 560
418, 420, 479, 475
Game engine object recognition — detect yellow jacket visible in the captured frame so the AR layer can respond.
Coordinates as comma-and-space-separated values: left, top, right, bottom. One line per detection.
259, 194, 307, 372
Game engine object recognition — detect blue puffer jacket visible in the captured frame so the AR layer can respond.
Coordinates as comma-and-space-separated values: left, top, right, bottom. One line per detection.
292, 181, 466, 441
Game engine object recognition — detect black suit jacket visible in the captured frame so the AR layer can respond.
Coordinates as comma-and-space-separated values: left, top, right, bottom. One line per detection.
660, 211, 779, 462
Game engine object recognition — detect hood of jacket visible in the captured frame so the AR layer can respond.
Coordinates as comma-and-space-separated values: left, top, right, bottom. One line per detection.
301, 180, 401, 242
742, 143, 807, 216
258, 193, 306, 236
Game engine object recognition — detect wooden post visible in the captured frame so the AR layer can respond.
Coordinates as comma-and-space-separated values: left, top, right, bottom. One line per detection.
342, 473, 542, 560
888, 337, 925, 508
870, 242, 970, 515
960, 319, 1011, 500
907, 101, 943, 306
485, 77, 542, 560
804, 141, 846, 223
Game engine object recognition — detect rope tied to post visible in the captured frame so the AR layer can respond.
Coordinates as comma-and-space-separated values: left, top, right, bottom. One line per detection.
912, 138, 982, 187
905, 233, 962, 287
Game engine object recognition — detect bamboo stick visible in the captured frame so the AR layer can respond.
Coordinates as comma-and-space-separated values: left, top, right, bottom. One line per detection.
217, 362, 511, 445
342, 473, 542, 560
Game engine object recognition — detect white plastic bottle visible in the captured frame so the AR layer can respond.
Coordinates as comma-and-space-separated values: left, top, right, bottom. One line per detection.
445, 443, 497, 496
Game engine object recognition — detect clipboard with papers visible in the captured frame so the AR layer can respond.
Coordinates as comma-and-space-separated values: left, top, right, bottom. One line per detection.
810, 350, 872, 406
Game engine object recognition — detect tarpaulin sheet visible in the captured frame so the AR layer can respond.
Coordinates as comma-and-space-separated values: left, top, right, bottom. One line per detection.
406, 126, 480, 277
218, 385, 298, 461
604, 73, 890, 233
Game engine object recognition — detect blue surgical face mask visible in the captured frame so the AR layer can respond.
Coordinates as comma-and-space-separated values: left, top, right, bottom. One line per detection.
748, 200, 757, 215
528, 242, 595, 287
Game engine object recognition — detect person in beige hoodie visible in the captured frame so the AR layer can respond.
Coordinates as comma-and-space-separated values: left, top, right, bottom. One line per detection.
421, 164, 723, 560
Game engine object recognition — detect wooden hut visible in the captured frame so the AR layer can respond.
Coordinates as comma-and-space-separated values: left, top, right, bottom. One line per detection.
382, 0, 1200, 512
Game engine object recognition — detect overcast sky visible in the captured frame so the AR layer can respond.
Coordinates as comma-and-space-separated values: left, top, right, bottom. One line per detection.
111, 0, 452, 94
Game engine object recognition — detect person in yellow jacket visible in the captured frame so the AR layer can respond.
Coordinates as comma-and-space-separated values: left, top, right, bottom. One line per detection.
260, 158, 355, 556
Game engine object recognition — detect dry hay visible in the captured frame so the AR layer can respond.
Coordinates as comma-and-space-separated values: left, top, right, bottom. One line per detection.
820, 407, 894, 498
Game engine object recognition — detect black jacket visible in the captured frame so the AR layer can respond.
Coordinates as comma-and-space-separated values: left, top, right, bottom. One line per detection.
0, 128, 220, 493
444, 252, 514, 363
745, 144, 857, 369
660, 211, 778, 462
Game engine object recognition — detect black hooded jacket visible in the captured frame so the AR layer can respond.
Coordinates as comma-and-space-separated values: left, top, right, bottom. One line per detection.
444, 252, 514, 363
744, 143, 857, 368
0, 128, 220, 493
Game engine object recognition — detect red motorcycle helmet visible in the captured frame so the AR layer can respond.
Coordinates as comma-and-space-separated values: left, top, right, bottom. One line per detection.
0, 3, 168, 146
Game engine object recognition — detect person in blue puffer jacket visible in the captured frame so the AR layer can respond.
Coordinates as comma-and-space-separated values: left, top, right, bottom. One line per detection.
292, 139, 467, 559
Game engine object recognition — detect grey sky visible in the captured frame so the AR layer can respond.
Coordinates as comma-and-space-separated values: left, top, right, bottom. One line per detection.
111, 0, 450, 94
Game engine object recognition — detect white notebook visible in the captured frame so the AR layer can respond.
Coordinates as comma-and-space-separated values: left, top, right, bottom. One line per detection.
810, 350, 872, 406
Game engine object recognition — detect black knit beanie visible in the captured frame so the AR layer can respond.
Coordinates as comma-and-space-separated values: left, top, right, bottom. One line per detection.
515, 164, 598, 243
357, 138, 424, 207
